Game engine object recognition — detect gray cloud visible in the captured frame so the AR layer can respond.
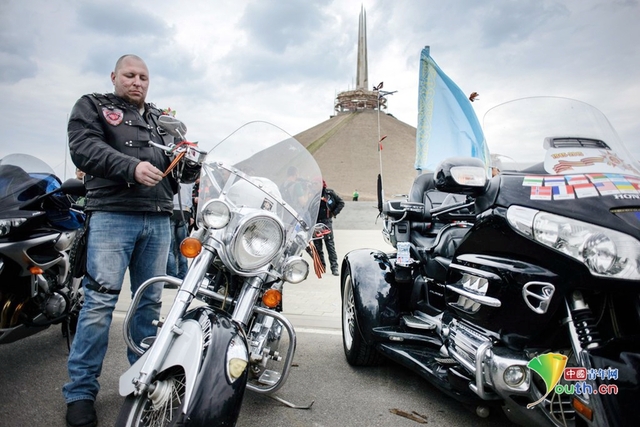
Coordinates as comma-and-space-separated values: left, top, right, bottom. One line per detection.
0, 1, 39, 83
224, 0, 351, 85
75, 1, 170, 38
477, 1, 570, 47
239, 0, 333, 54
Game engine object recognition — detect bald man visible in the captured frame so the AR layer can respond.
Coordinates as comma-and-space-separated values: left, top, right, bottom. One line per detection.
64, 54, 179, 427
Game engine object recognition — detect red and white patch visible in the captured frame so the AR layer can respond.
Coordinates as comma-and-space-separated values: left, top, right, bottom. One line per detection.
102, 107, 123, 126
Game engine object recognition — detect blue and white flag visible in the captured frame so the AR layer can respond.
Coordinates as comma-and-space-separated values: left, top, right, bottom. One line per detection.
414, 46, 489, 172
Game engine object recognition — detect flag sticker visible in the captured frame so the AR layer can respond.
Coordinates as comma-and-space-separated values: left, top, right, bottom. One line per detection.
523, 176, 544, 186
565, 175, 589, 185
525, 173, 640, 200
531, 186, 552, 200
553, 185, 575, 200
595, 181, 620, 195
615, 183, 637, 193
573, 183, 599, 198
587, 174, 609, 183
544, 176, 565, 186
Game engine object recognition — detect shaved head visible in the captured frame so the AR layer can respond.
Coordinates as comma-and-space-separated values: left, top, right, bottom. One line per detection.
111, 55, 149, 108
114, 54, 145, 73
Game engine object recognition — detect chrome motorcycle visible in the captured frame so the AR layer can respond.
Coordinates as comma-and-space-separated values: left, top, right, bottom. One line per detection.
341, 97, 640, 426
117, 121, 322, 426
0, 153, 86, 347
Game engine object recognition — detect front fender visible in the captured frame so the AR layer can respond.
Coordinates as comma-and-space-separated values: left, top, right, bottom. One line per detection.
119, 307, 248, 427
342, 248, 399, 345
184, 307, 248, 426
119, 318, 204, 405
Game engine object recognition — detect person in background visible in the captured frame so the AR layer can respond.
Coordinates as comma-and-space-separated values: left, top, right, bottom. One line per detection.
282, 165, 307, 207
314, 180, 345, 276
167, 182, 194, 284
63, 54, 179, 427
75, 168, 86, 181
352, 189, 359, 201
490, 154, 503, 177
71, 168, 87, 208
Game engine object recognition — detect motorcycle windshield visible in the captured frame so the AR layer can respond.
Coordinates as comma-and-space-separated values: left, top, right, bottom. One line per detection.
197, 121, 322, 245
483, 97, 640, 177
0, 153, 61, 212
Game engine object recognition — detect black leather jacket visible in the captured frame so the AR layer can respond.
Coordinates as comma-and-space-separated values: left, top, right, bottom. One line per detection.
68, 93, 177, 213
317, 188, 345, 222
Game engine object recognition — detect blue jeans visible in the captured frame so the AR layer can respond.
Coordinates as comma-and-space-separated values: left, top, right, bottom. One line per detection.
167, 215, 189, 279
63, 211, 170, 404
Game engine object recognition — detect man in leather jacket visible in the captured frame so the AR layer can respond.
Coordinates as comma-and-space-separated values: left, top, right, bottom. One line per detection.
63, 54, 177, 427
314, 180, 345, 276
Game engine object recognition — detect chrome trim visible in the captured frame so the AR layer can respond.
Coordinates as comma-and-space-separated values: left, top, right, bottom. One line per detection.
468, 341, 494, 399
231, 276, 264, 327
522, 281, 555, 314
246, 306, 297, 395
446, 285, 502, 307
486, 348, 531, 395
449, 263, 501, 280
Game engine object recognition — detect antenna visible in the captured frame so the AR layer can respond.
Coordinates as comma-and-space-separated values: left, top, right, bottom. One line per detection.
374, 84, 397, 206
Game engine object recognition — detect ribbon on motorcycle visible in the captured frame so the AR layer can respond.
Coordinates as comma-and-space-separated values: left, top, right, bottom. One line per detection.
163, 141, 201, 177
308, 243, 325, 278
163, 150, 185, 177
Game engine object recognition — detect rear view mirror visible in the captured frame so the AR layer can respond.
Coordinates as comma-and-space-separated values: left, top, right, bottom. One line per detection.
434, 157, 487, 196
158, 115, 188, 141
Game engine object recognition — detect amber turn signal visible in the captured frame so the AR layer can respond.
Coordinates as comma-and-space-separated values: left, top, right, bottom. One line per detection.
262, 289, 282, 308
29, 266, 44, 274
572, 397, 593, 421
180, 237, 202, 258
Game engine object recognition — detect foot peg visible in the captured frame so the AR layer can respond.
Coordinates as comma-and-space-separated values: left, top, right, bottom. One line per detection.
403, 315, 436, 330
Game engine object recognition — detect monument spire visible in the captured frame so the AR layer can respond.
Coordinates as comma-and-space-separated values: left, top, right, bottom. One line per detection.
356, 5, 368, 91
334, 5, 386, 113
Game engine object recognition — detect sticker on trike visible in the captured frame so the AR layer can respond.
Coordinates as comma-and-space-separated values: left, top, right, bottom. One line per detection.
524, 173, 640, 201
543, 148, 640, 176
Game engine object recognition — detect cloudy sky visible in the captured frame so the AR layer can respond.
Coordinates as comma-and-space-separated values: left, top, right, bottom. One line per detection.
1, 0, 639, 179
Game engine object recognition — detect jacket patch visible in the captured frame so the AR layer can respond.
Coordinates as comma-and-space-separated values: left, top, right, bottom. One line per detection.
102, 107, 124, 126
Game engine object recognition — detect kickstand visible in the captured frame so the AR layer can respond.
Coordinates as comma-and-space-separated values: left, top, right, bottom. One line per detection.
266, 394, 315, 409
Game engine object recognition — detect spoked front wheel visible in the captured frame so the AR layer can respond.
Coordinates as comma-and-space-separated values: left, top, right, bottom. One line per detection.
116, 367, 186, 427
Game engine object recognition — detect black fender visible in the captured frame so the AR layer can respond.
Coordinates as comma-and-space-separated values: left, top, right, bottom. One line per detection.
180, 306, 249, 427
342, 248, 399, 345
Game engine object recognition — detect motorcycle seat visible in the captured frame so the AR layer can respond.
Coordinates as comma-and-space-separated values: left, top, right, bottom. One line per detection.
411, 224, 471, 282
409, 173, 468, 214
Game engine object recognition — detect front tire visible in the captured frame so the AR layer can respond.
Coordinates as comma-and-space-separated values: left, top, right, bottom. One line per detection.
342, 266, 383, 366
116, 367, 186, 427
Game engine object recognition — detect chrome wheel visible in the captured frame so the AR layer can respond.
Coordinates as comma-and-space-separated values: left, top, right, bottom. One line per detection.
117, 368, 186, 426
342, 274, 355, 351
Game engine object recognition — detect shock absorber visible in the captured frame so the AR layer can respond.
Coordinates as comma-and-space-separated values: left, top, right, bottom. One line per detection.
569, 291, 601, 350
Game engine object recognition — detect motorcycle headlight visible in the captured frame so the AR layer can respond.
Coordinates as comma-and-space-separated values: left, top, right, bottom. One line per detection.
507, 206, 640, 280
282, 257, 309, 284
0, 218, 27, 237
231, 213, 284, 270
201, 200, 231, 229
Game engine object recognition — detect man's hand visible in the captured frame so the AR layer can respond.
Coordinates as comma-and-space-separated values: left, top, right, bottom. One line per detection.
134, 161, 164, 187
